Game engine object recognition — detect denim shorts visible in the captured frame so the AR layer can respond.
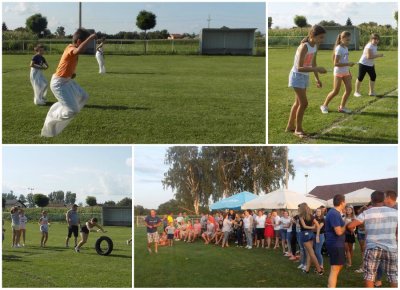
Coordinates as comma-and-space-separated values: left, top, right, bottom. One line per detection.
289, 71, 309, 89
357, 232, 366, 241
280, 229, 288, 240
299, 230, 314, 243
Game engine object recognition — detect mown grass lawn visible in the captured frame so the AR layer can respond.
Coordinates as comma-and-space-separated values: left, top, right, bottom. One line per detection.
3, 221, 132, 287
268, 48, 397, 144
134, 226, 388, 288
3, 54, 265, 144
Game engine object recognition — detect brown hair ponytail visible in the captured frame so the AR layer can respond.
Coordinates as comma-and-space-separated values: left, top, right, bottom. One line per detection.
301, 25, 326, 44
332, 31, 351, 61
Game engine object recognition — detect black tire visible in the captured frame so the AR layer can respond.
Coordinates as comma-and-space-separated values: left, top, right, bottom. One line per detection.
95, 236, 113, 256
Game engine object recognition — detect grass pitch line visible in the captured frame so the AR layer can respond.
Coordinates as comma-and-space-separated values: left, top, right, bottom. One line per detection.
307, 88, 398, 142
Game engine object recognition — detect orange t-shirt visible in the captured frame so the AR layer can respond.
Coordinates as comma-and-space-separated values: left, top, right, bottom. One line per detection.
55, 44, 78, 78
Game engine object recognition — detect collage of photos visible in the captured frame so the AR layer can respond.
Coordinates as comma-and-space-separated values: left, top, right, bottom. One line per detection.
1, 1, 398, 289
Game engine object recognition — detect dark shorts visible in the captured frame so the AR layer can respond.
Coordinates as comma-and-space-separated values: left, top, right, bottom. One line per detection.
256, 228, 265, 239
280, 229, 288, 240
327, 246, 346, 265
274, 230, 280, 238
80, 225, 89, 234
357, 63, 376, 82
68, 225, 79, 238
300, 230, 314, 244
345, 233, 356, 243
357, 232, 366, 241
167, 234, 174, 240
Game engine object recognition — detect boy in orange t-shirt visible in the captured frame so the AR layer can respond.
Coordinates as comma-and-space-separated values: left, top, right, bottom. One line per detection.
41, 28, 97, 137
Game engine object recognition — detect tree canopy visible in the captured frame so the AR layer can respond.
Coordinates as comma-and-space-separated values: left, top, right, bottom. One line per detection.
294, 15, 308, 28
25, 13, 48, 37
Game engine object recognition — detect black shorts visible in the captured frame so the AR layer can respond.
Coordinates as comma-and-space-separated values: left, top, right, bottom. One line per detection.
327, 246, 346, 265
345, 233, 356, 243
167, 234, 174, 240
80, 225, 89, 234
68, 225, 79, 238
357, 63, 376, 82
256, 228, 265, 239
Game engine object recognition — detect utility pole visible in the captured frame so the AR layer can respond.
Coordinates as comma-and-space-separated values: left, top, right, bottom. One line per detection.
305, 173, 309, 194
207, 14, 212, 28
285, 147, 289, 189
79, 2, 82, 28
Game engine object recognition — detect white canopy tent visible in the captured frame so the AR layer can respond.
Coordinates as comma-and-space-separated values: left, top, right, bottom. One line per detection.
326, 187, 375, 207
241, 189, 327, 210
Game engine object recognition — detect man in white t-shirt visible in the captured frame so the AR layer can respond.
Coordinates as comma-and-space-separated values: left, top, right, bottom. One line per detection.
272, 210, 281, 249
255, 210, 266, 248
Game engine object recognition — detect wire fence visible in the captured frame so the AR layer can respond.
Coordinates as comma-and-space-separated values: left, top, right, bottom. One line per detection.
3, 38, 266, 56
268, 35, 397, 50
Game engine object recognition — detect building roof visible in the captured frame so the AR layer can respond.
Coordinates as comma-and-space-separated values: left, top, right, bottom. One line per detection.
202, 28, 257, 32
5, 199, 27, 208
308, 177, 398, 201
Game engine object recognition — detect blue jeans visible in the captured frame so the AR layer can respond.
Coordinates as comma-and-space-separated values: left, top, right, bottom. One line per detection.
245, 228, 252, 247
314, 233, 325, 266
297, 231, 306, 265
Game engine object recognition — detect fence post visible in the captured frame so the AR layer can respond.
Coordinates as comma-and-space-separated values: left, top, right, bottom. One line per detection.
22, 40, 25, 52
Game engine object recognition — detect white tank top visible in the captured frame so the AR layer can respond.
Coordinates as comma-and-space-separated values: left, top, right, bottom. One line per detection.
359, 42, 377, 67
291, 42, 317, 75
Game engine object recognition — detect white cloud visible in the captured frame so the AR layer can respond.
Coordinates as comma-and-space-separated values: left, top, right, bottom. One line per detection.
125, 157, 132, 167
4, 3, 39, 15
295, 155, 330, 168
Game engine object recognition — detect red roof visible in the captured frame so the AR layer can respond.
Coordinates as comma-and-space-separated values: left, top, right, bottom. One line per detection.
308, 177, 398, 201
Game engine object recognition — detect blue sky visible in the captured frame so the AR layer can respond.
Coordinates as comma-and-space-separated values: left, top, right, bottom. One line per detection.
2, 2, 266, 35
269, 2, 397, 28
2, 146, 132, 204
134, 146, 398, 208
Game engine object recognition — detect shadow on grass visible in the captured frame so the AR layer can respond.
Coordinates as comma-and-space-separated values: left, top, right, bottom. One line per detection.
44, 102, 150, 111
86, 252, 132, 259
353, 111, 398, 118
2, 254, 24, 262
314, 133, 397, 144
106, 71, 158, 75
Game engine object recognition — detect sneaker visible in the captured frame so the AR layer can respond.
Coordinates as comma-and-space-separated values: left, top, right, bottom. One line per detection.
247, 246, 252, 250
302, 265, 307, 271
284, 252, 291, 256
338, 107, 352, 114
354, 92, 362, 97
74, 247, 80, 253
355, 268, 364, 273
320, 105, 329, 114
297, 264, 304, 269
368, 92, 377, 96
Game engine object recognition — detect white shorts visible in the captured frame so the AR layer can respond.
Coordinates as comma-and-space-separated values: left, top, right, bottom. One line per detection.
289, 71, 309, 89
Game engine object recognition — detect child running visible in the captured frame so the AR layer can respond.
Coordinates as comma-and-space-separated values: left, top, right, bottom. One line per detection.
39, 211, 50, 247
286, 25, 327, 138
354, 33, 384, 97
75, 218, 106, 253
30, 44, 49, 105
320, 31, 355, 114
19, 209, 28, 247
41, 28, 97, 137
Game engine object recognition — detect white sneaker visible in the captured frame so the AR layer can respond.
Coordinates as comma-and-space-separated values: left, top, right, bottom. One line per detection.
338, 107, 352, 114
302, 265, 307, 271
248, 246, 252, 249
297, 264, 304, 269
320, 105, 329, 114
74, 247, 80, 253
354, 92, 362, 97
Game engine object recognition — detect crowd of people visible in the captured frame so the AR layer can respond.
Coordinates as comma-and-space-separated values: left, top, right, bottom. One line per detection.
144, 190, 398, 287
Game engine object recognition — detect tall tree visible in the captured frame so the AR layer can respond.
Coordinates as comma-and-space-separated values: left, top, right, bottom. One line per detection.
346, 18, 353, 26
2, 22, 8, 31
104, 200, 116, 206
26, 13, 48, 37
395, 11, 398, 28
65, 191, 77, 205
117, 197, 132, 207
55, 26, 65, 38
48, 190, 65, 203
136, 10, 156, 53
268, 17, 273, 29
319, 20, 341, 27
18, 194, 27, 204
294, 15, 308, 28
33, 194, 49, 208
2, 191, 17, 200
26, 193, 35, 208
86, 196, 97, 207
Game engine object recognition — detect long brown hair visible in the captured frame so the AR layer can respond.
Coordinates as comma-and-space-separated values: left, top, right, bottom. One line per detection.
370, 33, 380, 41
332, 31, 351, 60
298, 202, 313, 221
301, 25, 326, 44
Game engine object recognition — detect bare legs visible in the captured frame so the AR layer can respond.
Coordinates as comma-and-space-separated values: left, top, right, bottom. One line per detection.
328, 265, 343, 287
323, 75, 352, 110
286, 88, 308, 134
40, 232, 48, 247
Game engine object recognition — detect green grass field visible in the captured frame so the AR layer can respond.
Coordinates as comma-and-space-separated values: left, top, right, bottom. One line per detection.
134, 227, 389, 288
2, 54, 265, 144
3, 221, 132, 287
268, 48, 398, 144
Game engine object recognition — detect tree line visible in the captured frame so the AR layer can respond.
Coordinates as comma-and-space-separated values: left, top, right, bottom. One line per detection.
160, 146, 295, 215
2, 190, 132, 208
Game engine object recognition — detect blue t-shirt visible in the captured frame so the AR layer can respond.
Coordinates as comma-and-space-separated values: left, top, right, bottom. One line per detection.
325, 208, 345, 248
145, 215, 162, 233
32, 54, 46, 66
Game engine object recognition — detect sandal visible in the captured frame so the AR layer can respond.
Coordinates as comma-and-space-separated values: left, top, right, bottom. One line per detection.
294, 131, 308, 139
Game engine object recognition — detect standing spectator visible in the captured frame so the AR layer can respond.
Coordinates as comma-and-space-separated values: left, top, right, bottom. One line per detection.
252, 210, 258, 246
355, 206, 367, 274
347, 191, 398, 288
65, 204, 80, 248
280, 211, 292, 255
10, 207, 21, 248
298, 203, 323, 275
221, 213, 233, 248
294, 212, 306, 269
234, 213, 244, 247
264, 212, 275, 249
144, 209, 162, 254
243, 210, 254, 249
314, 207, 326, 271
272, 210, 281, 249
19, 209, 28, 247
255, 210, 266, 248
374, 190, 398, 287
344, 206, 356, 268
228, 209, 236, 221
325, 194, 348, 287
289, 214, 298, 260
165, 222, 175, 247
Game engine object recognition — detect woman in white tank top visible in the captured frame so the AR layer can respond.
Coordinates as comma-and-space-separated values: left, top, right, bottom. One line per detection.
286, 25, 327, 139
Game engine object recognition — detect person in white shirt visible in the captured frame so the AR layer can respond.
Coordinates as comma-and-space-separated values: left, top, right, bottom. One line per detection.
255, 210, 266, 248
243, 210, 254, 249
354, 33, 384, 97
320, 31, 355, 114
272, 210, 281, 249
